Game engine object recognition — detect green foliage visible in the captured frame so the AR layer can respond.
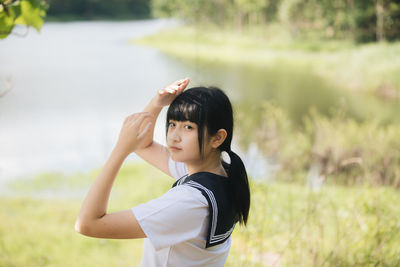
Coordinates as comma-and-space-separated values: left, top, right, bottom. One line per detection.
46, 0, 150, 20
228, 182, 400, 266
0, 0, 47, 39
354, 0, 400, 42
135, 26, 400, 187
236, 102, 400, 187
150, 0, 400, 42
2, 164, 400, 266
134, 26, 400, 98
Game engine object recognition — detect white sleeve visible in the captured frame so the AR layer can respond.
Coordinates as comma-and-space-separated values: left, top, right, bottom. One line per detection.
168, 157, 188, 180
132, 185, 208, 251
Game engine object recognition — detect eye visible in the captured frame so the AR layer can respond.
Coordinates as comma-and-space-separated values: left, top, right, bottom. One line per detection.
168, 121, 176, 128
184, 125, 193, 130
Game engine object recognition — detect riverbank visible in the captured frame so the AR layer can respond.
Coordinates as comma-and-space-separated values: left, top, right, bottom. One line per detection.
1, 163, 399, 266
132, 25, 400, 188
133, 26, 400, 100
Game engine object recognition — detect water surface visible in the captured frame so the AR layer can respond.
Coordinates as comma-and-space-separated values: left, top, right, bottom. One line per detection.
0, 20, 185, 181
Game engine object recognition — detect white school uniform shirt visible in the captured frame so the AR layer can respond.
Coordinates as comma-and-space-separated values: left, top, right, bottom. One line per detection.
131, 158, 231, 267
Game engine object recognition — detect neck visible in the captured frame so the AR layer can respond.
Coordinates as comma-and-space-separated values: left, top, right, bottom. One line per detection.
186, 150, 227, 177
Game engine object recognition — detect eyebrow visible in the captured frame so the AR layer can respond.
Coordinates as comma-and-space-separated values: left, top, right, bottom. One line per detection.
169, 119, 194, 123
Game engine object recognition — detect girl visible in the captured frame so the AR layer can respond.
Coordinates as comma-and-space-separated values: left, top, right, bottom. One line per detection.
75, 78, 251, 266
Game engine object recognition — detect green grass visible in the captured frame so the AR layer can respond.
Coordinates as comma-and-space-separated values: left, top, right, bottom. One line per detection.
1, 163, 400, 266
230, 182, 400, 266
0, 163, 169, 267
132, 26, 400, 98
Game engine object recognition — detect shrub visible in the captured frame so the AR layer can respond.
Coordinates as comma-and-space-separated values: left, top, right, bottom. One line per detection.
237, 102, 400, 187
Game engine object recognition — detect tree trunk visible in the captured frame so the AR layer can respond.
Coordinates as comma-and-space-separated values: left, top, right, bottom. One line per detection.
347, 0, 355, 37
375, 0, 385, 42
235, 12, 244, 32
215, 0, 225, 26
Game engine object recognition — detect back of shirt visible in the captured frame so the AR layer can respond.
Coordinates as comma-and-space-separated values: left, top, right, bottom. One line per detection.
131, 158, 231, 267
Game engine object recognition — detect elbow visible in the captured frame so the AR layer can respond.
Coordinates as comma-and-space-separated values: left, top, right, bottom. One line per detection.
75, 218, 90, 236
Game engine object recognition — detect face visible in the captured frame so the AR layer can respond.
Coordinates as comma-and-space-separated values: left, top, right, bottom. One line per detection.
167, 119, 208, 163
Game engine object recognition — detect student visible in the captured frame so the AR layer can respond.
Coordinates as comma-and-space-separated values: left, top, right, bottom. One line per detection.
75, 78, 251, 266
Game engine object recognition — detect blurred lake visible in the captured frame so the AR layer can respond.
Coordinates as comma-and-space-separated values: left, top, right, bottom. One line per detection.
1, 19, 398, 185
0, 19, 187, 182
168, 57, 400, 126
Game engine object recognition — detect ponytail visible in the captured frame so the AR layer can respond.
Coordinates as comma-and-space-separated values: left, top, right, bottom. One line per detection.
167, 86, 251, 225
225, 150, 250, 225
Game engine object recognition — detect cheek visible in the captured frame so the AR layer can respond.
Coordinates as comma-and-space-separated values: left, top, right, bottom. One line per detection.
186, 133, 200, 153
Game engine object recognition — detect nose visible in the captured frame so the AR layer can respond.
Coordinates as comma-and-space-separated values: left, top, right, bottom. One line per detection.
168, 128, 181, 142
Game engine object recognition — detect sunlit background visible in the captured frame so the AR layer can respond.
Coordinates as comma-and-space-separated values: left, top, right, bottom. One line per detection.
1, 0, 400, 266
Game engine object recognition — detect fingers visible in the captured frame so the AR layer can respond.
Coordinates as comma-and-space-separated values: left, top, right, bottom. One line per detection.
124, 112, 152, 126
158, 87, 177, 95
176, 78, 190, 94
175, 78, 190, 89
133, 112, 152, 125
158, 77, 190, 95
177, 77, 190, 86
137, 122, 152, 139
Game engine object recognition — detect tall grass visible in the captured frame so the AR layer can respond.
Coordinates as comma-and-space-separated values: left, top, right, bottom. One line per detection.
229, 182, 400, 266
237, 102, 400, 187
1, 163, 399, 266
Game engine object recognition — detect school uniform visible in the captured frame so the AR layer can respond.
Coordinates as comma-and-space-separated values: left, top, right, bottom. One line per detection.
131, 158, 236, 267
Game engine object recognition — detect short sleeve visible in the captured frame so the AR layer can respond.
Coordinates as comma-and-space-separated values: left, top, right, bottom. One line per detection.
132, 185, 208, 251
168, 157, 188, 180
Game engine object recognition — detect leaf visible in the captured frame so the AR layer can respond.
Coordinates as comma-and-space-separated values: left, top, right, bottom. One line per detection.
0, 4, 17, 39
14, 0, 45, 32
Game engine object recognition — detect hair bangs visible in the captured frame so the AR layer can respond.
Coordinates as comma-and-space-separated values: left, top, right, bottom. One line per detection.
167, 97, 203, 125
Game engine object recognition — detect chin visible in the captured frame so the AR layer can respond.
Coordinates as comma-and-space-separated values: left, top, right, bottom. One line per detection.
171, 154, 201, 164
170, 154, 183, 162
170, 153, 195, 163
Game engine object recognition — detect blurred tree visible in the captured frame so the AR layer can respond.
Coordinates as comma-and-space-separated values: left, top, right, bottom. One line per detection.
354, 0, 400, 42
233, 0, 269, 29
46, 0, 150, 20
152, 0, 218, 24
0, 0, 47, 39
150, 0, 400, 42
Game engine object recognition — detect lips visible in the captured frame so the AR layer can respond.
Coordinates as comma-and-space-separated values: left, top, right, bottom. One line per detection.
169, 146, 182, 151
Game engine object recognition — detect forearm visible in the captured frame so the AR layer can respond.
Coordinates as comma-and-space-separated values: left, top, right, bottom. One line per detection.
77, 147, 128, 224
139, 97, 162, 149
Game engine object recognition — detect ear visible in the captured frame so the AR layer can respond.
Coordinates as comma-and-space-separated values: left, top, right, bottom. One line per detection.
211, 129, 227, 149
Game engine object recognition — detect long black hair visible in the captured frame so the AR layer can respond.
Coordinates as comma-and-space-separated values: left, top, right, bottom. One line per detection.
166, 86, 250, 225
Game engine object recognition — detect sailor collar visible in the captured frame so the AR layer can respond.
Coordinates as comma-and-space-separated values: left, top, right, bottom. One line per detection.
172, 172, 238, 248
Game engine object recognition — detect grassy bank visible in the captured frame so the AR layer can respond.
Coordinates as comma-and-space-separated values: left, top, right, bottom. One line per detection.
132, 25, 400, 187
1, 163, 399, 266
133, 26, 400, 99
237, 102, 400, 187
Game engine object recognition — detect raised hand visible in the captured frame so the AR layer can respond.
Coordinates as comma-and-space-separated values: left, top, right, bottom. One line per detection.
115, 112, 153, 155
154, 78, 190, 107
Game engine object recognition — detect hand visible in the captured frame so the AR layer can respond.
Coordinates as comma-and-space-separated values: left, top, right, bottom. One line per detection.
153, 78, 190, 107
115, 112, 153, 155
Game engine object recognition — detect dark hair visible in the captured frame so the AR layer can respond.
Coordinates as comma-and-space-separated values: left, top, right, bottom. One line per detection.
166, 86, 250, 225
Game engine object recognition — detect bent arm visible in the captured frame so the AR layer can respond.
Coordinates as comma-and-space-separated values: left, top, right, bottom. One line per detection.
75, 147, 146, 239
138, 97, 163, 150
135, 97, 171, 176
136, 78, 190, 177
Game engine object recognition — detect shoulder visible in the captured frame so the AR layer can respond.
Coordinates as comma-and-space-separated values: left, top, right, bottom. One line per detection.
131, 185, 210, 250
133, 185, 208, 220
164, 185, 208, 206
